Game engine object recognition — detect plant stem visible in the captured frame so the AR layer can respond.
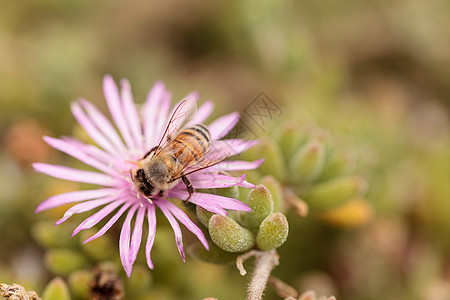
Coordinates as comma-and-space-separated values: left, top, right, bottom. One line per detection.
236, 249, 280, 300
268, 276, 298, 299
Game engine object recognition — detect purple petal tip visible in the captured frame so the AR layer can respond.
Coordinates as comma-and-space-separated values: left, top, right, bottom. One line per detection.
71, 229, 81, 237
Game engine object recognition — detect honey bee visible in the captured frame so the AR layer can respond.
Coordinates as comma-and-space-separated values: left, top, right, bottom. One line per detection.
131, 98, 229, 200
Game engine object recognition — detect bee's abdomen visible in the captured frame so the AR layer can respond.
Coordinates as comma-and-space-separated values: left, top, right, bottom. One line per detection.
171, 124, 210, 162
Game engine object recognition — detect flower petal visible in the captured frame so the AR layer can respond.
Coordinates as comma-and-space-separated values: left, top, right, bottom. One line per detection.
154, 92, 171, 145
145, 204, 157, 269
211, 139, 259, 156
162, 201, 209, 250
155, 200, 185, 261
143, 81, 166, 149
129, 205, 146, 268
71, 102, 121, 156
208, 112, 239, 140
167, 191, 226, 216
121, 79, 143, 152
120, 204, 139, 277
103, 75, 135, 150
55, 194, 120, 225
169, 190, 251, 214
43, 136, 118, 176
35, 188, 118, 213
79, 99, 127, 153
82, 201, 133, 244
189, 173, 247, 189
32, 163, 118, 186
62, 138, 129, 171
72, 198, 128, 236
186, 100, 214, 126
212, 159, 265, 171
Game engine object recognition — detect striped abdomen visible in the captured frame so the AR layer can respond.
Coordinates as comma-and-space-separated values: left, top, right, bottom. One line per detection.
169, 124, 211, 165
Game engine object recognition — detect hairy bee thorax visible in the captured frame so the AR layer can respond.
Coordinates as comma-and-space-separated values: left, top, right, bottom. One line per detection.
131, 122, 217, 200
143, 158, 172, 185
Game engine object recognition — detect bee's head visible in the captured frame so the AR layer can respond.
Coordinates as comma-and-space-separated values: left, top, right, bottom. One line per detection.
133, 168, 155, 197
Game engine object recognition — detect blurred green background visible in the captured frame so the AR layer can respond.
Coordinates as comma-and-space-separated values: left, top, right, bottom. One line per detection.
1, 0, 450, 299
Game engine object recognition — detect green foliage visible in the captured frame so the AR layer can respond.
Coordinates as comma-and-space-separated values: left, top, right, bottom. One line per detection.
44, 249, 87, 276
290, 140, 326, 183
208, 215, 254, 253
125, 265, 152, 298
41, 278, 71, 300
196, 206, 215, 228
206, 185, 289, 254
260, 175, 283, 212
256, 213, 289, 251
255, 138, 286, 181
67, 270, 92, 300
32, 220, 77, 249
3, 1, 450, 299
239, 184, 274, 230
304, 176, 367, 211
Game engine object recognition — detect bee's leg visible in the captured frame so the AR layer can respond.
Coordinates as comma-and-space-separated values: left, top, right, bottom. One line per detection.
142, 146, 160, 159
158, 190, 164, 197
181, 175, 194, 202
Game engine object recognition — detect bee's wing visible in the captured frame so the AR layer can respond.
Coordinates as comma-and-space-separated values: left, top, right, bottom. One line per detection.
171, 141, 231, 180
152, 97, 197, 156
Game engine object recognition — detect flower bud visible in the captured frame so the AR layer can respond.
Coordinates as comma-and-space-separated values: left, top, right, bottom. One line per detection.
260, 175, 283, 212
239, 185, 274, 230
318, 198, 373, 227
68, 270, 92, 300
291, 140, 326, 182
256, 212, 289, 250
209, 215, 254, 253
305, 176, 367, 210
45, 248, 87, 275
41, 277, 71, 300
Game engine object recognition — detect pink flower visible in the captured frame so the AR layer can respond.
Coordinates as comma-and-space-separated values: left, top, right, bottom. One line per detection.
33, 76, 263, 277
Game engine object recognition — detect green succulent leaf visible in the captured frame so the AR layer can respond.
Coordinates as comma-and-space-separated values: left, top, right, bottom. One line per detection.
274, 120, 305, 160
290, 139, 326, 182
319, 149, 356, 181
209, 214, 254, 253
42, 277, 71, 300
256, 212, 289, 250
304, 175, 368, 210
68, 270, 92, 300
239, 184, 274, 230
257, 138, 286, 181
125, 265, 152, 297
44, 248, 87, 276
260, 175, 283, 212
196, 206, 215, 228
